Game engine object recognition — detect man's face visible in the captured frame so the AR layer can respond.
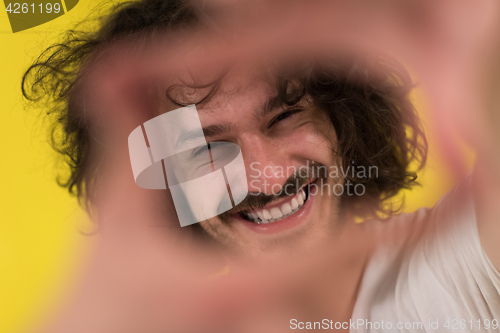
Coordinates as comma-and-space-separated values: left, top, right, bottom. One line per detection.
175, 70, 344, 258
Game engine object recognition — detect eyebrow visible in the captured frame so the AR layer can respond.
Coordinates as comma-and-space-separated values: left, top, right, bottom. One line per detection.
202, 122, 234, 138
258, 95, 285, 119
175, 96, 285, 148
176, 122, 234, 149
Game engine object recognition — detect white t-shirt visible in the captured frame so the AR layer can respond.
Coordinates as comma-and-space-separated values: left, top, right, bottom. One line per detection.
351, 178, 500, 332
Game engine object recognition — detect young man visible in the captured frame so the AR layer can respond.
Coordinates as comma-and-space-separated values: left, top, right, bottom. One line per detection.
23, 0, 500, 332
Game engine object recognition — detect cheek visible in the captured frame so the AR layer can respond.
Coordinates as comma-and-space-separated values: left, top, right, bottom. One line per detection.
280, 121, 338, 166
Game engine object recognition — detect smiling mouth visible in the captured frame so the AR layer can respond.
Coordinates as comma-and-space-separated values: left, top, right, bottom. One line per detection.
239, 185, 310, 224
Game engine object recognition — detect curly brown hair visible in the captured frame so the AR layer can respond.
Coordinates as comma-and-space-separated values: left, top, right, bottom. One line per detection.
22, 0, 427, 220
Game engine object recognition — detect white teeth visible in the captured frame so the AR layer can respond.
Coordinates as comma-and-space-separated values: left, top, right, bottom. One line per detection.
297, 194, 304, 206
281, 203, 292, 215
270, 207, 283, 219
243, 187, 309, 224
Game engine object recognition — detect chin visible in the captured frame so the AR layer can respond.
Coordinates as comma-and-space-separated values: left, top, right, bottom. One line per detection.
200, 178, 339, 258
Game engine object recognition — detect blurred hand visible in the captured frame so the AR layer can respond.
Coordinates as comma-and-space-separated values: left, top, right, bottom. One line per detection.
37, 1, 500, 332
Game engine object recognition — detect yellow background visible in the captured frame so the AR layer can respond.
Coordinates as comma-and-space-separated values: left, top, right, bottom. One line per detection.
0, 1, 470, 332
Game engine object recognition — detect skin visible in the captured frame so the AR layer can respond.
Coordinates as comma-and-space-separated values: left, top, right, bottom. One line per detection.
170, 68, 364, 260
33, 2, 500, 332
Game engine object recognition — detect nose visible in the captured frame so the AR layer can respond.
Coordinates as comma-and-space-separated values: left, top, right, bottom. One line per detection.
239, 134, 292, 195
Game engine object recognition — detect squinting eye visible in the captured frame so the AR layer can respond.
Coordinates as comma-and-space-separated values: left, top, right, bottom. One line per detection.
192, 142, 224, 157
276, 111, 293, 122
192, 145, 208, 157
269, 109, 303, 128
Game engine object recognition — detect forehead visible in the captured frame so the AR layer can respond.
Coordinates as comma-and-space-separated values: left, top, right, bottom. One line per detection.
88, 46, 291, 127
174, 67, 281, 118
